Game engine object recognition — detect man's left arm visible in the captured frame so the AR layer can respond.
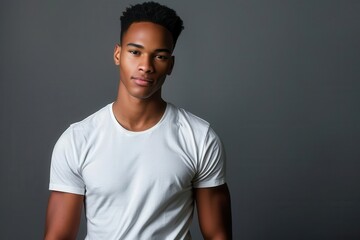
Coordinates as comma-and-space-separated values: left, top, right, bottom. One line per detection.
194, 183, 232, 240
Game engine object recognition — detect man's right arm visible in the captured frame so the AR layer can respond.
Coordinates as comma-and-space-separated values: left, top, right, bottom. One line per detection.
44, 191, 84, 240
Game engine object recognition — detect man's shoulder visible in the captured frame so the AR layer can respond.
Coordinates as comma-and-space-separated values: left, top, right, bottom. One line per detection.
168, 103, 210, 132
60, 103, 112, 142
70, 103, 111, 130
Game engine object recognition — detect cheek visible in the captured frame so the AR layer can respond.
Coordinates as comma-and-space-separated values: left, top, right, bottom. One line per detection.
119, 57, 135, 76
157, 62, 172, 74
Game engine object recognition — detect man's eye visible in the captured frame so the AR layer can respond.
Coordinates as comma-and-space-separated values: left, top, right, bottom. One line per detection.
129, 50, 140, 55
156, 55, 169, 60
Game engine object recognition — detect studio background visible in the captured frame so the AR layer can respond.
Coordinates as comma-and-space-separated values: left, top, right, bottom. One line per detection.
1, 0, 360, 239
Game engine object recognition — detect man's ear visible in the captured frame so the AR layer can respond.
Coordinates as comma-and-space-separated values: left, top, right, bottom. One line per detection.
113, 44, 121, 66
167, 56, 175, 75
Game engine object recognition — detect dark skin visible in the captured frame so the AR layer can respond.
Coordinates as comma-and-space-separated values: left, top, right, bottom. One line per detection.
45, 22, 232, 240
45, 192, 83, 239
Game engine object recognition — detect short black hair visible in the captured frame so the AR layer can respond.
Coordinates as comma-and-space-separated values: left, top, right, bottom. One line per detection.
120, 1, 184, 47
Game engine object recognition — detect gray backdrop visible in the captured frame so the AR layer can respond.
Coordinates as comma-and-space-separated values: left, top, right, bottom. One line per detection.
1, 0, 360, 239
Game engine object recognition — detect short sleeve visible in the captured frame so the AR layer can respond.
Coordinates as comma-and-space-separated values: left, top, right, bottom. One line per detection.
49, 127, 85, 195
192, 127, 226, 188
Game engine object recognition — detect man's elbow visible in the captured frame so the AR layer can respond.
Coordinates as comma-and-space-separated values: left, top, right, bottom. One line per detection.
203, 232, 232, 240
44, 230, 77, 240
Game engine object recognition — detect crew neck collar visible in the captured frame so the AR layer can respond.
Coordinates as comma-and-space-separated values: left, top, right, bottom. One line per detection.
109, 102, 169, 135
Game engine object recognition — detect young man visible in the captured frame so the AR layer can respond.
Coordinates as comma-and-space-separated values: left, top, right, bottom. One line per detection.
45, 2, 232, 239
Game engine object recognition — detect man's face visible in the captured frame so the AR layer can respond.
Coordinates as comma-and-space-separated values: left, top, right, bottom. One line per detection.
114, 22, 174, 100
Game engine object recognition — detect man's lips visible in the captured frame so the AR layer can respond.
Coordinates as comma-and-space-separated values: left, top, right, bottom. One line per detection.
131, 76, 153, 86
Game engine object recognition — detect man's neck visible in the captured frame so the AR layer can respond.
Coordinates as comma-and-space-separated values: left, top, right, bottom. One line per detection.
112, 92, 167, 132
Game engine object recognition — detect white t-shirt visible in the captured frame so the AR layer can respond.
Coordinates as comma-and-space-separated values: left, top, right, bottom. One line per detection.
49, 102, 226, 240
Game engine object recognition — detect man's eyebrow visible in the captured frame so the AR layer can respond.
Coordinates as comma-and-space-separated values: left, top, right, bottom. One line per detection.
127, 43, 144, 49
155, 48, 171, 54
127, 43, 171, 54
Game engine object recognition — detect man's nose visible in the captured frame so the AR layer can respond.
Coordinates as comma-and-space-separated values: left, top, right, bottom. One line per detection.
138, 56, 154, 73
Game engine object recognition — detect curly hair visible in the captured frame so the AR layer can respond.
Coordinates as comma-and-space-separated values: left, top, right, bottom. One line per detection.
120, 1, 184, 47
